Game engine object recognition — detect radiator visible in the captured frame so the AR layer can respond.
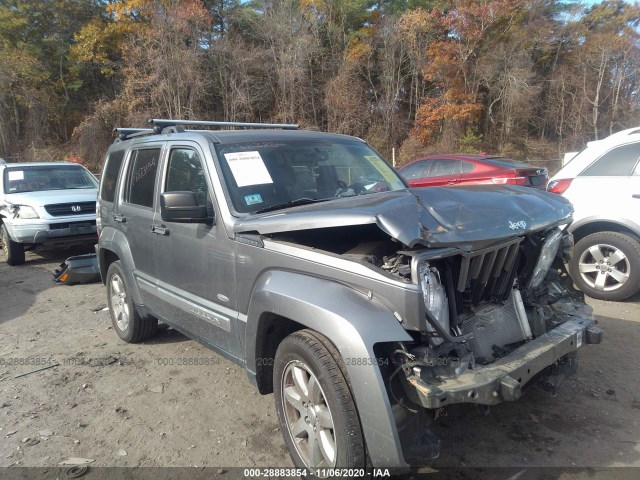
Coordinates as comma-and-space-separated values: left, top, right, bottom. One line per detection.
459, 299, 527, 363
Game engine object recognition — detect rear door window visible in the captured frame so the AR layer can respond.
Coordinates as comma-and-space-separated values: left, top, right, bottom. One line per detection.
100, 150, 125, 202
124, 148, 161, 208
427, 159, 460, 177
580, 143, 640, 177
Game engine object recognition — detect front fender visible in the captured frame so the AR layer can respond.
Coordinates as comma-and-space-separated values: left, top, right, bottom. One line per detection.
246, 270, 413, 468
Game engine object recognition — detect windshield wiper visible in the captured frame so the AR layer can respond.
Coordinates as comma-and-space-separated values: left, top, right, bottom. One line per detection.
255, 197, 329, 214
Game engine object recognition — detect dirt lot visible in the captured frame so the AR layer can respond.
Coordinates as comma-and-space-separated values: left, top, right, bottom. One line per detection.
1, 248, 639, 475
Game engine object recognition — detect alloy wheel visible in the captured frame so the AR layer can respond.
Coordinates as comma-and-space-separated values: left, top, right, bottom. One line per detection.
281, 360, 336, 470
110, 273, 130, 331
578, 243, 630, 292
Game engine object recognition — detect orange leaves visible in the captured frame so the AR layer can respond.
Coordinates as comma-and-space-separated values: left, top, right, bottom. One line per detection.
346, 39, 373, 65
423, 40, 459, 83
413, 97, 443, 143
446, 0, 524, 38
409, 0, 526, 146
396, 8, 441, 39
413, 93, 481, 144
173, 0, 211, 33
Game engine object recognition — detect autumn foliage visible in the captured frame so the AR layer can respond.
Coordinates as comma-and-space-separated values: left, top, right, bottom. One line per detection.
1, 0, 639, 167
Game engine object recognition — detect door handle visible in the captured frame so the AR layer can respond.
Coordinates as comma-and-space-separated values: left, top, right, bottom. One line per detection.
633, 194, 640, 199
150, 225, 169, 236
113, 214, 126, 223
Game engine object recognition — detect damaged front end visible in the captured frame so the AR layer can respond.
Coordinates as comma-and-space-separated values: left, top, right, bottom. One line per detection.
370, 226, 603, 464
384, 226, 602, 413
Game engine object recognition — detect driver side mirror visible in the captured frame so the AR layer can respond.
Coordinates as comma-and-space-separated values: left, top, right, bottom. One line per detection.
160, 191, 212, 224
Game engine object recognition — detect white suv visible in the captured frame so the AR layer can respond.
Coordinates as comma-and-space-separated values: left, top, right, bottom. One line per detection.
548, 127, 640, 301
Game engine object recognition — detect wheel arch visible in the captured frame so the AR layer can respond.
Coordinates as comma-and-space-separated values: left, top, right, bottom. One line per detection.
97, 227, 142, 303
99, 248, 120, 285
569, 217, 640, 242
253, 312, 305, 395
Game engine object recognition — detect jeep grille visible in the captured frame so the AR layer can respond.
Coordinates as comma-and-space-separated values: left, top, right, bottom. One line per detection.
453, 237, 522, 306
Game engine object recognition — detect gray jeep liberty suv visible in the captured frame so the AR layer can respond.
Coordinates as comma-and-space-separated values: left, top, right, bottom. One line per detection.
97, 119, 603, 472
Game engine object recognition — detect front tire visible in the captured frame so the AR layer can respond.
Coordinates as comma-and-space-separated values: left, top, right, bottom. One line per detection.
569, 231, 640, 301
106, 261, 157, 342
273, 330, 365, 473
1, 224, 25, 266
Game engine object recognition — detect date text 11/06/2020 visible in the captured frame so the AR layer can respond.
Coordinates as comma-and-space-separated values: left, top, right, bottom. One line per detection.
243, 468, 393, 477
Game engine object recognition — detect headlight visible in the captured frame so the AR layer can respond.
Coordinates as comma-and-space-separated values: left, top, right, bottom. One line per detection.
13, 205, 40, 219
528, 228, 563, 289
419, 263, 450, 346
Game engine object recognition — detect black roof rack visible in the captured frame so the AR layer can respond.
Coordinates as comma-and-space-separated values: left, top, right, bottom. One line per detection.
113, 119, 299, 143
147, 118, 299, 132
113, 128, 155, 141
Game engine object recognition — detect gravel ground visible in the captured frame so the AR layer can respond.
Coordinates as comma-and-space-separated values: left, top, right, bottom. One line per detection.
0, 248, 639, 477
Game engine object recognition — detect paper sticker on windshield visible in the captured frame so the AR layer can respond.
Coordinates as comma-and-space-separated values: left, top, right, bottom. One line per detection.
365, 156, 398, 184
224, 151, 273, 187
8, 170, 24, 181
244, 194, 263, 205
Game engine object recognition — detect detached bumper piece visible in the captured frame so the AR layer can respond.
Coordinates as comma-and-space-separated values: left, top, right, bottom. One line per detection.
53, 253, 101, 285
408, 318, 603, 408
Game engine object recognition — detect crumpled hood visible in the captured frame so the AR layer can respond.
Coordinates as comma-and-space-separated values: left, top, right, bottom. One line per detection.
3, 189, 98, 207
235, 186, 573, 249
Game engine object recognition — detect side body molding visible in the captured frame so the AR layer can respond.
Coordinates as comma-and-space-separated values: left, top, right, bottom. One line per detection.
245, 270, 413, 468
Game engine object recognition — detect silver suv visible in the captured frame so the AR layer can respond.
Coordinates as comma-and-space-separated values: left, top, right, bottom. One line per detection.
0, 161, 99, 265
97, 119, 602, 472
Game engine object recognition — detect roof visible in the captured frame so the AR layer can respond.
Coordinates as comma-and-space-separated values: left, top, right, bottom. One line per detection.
111, 118, 366, 147
414, 154, 503, 161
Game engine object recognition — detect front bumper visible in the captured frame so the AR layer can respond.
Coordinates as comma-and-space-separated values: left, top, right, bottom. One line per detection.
408, 318, 603, 408
5, 217, 96, 245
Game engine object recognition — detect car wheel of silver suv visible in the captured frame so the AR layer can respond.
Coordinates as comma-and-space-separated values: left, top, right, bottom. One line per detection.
273, 330, 366, 475
0, 223, 25, 266
569, 231, 640, 301
106, 261, 157, 342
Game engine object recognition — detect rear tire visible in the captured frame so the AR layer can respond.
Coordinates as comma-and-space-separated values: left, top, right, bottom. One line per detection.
106, 261, 157, 342
1, 223, 25, 266
569, 231, 640, 301
273, 329, 365, 475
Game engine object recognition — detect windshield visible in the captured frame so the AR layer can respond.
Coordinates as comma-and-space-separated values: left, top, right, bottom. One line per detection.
215, 138, 406, 213
3, 165, 98, 194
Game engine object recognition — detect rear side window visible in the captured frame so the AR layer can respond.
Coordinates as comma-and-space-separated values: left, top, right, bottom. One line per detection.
580, 143, 640, 177
124, 148, 161, 208
100, 150, 125, 202
461, 161, 474, 173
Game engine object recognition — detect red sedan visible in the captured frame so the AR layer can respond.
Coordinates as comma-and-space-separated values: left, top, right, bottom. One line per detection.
398, 154, 548, 189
